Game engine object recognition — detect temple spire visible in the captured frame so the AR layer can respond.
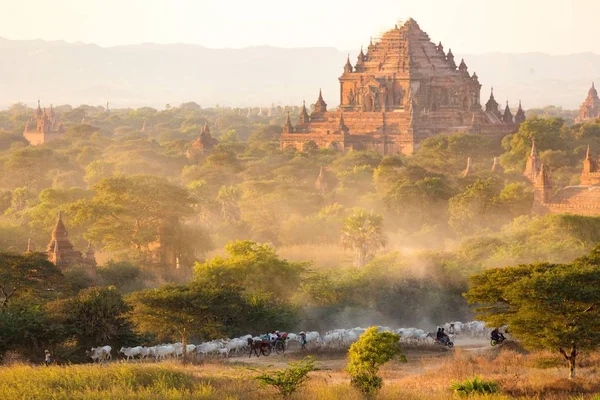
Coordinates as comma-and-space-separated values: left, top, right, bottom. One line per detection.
446, 49, 456, 69
582, 144, 597, 175
201, 121, 210, 135
524, 139, 541, 181
485, 87, 500, 116
314, 89, 327, 113
586, 144, 591, 161
461, 157, 473, 177
283, 112, 295, 133
355, 48, 365, 72
315, 166, 328, 194
140, 120, 146, 132
344, 54, 353, 73
503, 101, 513, 123
26, 238, 32, 253
515, 100, 526, 124
491, 157, 501, 173
298, 100, 310, 125
534, 164, 553, 204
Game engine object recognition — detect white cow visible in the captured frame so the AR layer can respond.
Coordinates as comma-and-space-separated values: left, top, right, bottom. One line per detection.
155, 345, 175, 360
87, 346, 112, 363
119, 346, 142, 361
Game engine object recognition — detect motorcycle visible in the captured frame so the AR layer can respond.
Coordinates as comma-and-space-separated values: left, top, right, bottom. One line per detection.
490, 334, 506, 346
434, 336, 454, 348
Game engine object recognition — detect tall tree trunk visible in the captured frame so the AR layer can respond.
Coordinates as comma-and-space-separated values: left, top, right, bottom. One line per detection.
560, 342, 577, 379
182, 333, 187, 363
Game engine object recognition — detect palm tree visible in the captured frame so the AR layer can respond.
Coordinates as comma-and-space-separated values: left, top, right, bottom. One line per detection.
216, 185, 240, 222
341, 208, 386, 267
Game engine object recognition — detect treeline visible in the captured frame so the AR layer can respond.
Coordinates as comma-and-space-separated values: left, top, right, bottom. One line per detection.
2, 102, 600, 361
0, 241, 468, 362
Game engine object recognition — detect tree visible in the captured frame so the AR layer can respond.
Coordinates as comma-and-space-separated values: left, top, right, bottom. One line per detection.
0, 299, 59, 358
128, 282, 298, 359
194, 241, 307, 300
414, 133, 498, 173
0, 252, 64, 309
128, 284, 220, 360
500, 117, 567, 172
48, 286, 136, 352
464, 248, 600, 379
341, 209, 386, 267
448, 178, 501, 235
347, 326, 404, 395
96, 260, 142, 293
254, 357, 316, 399
216, 185, 241, 222
385, 177, 453, 229
302, 141, 319, 155
69, 175, 195, 264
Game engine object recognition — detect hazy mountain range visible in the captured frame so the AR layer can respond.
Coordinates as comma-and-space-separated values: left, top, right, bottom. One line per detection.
0, 37, 598, 110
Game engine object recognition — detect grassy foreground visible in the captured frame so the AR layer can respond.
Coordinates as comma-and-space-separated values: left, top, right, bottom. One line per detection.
3, 348, 600, 399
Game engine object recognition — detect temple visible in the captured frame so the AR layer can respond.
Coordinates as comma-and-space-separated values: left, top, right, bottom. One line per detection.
23, 101, 65, 145
280, 19, 523, 155
45, 211, 97, 269
576, 83, 600, 122
530, 144, 600, 216
186, 122, 218, 159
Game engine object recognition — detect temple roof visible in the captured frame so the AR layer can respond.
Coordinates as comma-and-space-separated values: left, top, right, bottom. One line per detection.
357, 19, 459, 77
52, 210, 68, 239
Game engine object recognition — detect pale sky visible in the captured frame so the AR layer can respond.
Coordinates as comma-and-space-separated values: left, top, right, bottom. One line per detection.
0, 0, 597, 54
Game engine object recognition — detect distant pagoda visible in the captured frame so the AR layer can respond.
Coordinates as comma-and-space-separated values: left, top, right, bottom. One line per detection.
23, 101, 65, 145
45, 211, 96, 269
576, 83, 600, 122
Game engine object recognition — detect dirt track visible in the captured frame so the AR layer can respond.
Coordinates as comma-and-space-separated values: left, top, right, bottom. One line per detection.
225, 338, 491, 370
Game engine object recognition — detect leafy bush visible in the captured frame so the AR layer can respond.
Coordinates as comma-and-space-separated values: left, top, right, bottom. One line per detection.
347, 326, 404, 396
450, 376, 499, 396
254, 356, 316, 398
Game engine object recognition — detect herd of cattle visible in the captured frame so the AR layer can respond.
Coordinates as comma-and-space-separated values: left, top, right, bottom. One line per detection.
86, 320, 494, 363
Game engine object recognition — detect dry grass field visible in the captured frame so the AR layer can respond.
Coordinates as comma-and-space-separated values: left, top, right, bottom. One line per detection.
2, 341, 600, 399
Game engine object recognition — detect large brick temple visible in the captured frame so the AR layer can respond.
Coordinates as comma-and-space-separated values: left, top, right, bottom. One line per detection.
280, 19, 524, 155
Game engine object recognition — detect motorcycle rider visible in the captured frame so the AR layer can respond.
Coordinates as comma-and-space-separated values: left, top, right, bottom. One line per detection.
491, 328, 505, 342
440, 328, 450, 344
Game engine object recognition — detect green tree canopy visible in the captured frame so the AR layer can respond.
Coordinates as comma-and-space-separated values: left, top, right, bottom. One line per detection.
0, 252, 64, 309
465, 248, 600, 378
69, 175, 195, 264
347, 326, 404, 395
194, 240, 307, 300
48, 286, 136, 351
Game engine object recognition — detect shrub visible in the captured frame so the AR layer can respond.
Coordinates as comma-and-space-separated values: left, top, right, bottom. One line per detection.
450, 376, 499, 396
254, 356, 316, 399
346, 326, 404, 396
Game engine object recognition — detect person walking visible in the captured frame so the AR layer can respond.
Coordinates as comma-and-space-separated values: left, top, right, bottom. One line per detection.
44, 350, 53, 367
